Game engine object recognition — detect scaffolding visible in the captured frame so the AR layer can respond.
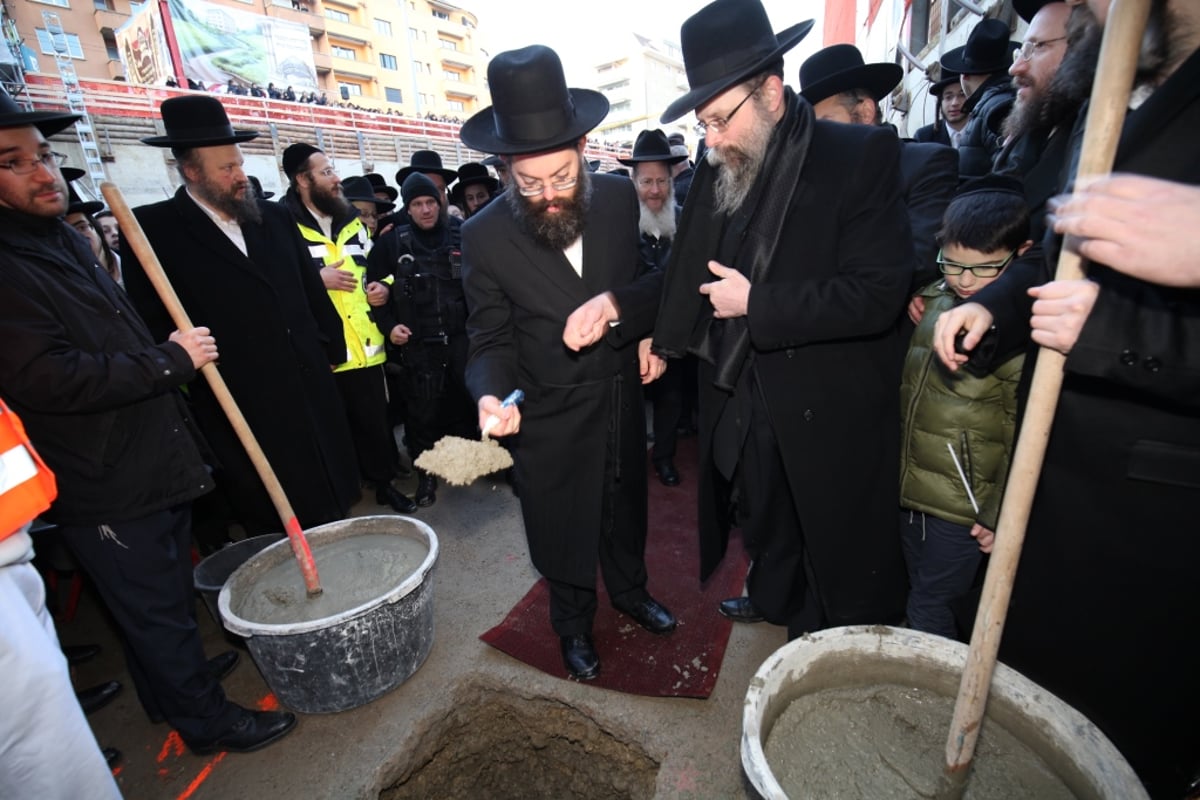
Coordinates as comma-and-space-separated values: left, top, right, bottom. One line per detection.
41, 10, 108, 191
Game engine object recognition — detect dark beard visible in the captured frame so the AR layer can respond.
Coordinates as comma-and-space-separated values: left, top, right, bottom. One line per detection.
506, 167, 592, 250
310, 182, 351, 219
194, 174, 262, 225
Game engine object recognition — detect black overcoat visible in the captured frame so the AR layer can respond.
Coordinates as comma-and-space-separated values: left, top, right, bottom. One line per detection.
461, 174, 662, 587
121, 189, 360, 532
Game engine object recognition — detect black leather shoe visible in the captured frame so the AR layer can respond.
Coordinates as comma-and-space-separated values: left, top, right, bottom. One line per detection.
77, 680, 122, 714
102, 747, 121, 768
185, 709, 298, 755
377, 483, 418, 514
208, 650, 240, 682
653, 459, 680, 487
415, 470, 437, 507
615, 597, 677, 634
718, 596, 765, 623
560, 634, 600, 680
63, 643, 101, 665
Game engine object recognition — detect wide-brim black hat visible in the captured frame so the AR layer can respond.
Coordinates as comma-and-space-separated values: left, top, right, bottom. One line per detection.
452, 162, 499, 194
799, 44, 903, 105
247, 175, 274, 200
342, 176, 395, 210
62, 168, 104, 216
940, 18, 1020, 75
0, 89, 80, 137
460, 45, 610, 156
929, 71, 962, 96
142, 95, 259, 147
396, 149, 458, 184
363, 172, 398, 201
661, 0, 813, 124
1013, 0, 1058, 23
617, 128, 687, 166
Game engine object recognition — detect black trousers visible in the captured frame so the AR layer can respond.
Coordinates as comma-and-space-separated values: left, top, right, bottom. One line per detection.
58, 506, 241, 743
651, 355, 697, 463
333, 364, 396, 486
400, 334, 477, 459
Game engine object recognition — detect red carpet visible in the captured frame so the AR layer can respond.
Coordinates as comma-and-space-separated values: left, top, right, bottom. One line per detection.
480, 436, 750, 698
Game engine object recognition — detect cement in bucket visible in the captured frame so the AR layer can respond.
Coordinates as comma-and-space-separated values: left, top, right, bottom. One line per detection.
742, 626, 1147, 799
193, 534, 285, 627
218, 515, 438, 714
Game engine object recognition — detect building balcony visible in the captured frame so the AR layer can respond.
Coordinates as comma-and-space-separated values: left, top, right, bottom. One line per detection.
93, 8, 129, 35
331, 57, 378, 81
312, 50, 333, 73
323, 18, 369, 46
264, 3, 326, 36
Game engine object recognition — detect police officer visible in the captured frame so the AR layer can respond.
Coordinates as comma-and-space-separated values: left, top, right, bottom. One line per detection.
367, 173, 477, 506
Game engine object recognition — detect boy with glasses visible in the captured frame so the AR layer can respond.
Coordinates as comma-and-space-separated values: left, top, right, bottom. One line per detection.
897, 175, 1032, 640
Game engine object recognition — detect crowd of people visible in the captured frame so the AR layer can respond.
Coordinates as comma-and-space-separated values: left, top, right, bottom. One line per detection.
1, 0, 1196, 795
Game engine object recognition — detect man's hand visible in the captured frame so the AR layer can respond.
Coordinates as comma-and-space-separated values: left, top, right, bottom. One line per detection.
932, 302, 994, 371
478, 394, 521, 438
390, 324, 412, 346
970, 523, 995, 554
563, 291, 619, 351
907, 295, 926, 326
699, 261, 750, 319
320, 258, 357, 292
1027, 279, 1100, 355
638, 338, 666, 384
365, 281, 389, 307
169, 326, 218, 370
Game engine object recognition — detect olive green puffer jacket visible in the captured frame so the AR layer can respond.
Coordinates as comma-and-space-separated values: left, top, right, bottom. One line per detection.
899, 282, 1024, 528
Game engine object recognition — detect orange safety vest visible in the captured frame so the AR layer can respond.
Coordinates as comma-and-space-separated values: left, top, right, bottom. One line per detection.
0, 398, 57, 539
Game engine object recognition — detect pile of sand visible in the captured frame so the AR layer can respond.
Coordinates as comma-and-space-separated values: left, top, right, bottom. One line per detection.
415, 436, 513, 486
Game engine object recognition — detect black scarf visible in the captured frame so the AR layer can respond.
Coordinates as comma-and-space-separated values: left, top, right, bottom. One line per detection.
654, 87, 815, 392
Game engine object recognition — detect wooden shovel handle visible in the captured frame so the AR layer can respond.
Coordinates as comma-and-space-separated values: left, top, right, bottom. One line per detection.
101, 182, 322, 597
943, 0, 1151, 777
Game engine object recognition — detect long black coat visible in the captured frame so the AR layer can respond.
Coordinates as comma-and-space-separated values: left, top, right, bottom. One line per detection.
121, 189, 360, 533
899, 139, 959, 290
461, 174, 662, 587
999, 46, 1200, 797
682, 120, 912, 626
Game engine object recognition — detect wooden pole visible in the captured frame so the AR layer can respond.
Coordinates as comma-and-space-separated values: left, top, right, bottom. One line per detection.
101, 182, 323, 597
942, 0, 1151, 784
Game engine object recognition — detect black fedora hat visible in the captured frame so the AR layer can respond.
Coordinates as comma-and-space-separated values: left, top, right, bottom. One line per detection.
1013, 0, 1060, 23
363, 172, 398, 201
142, 95, 259, 147
452, 162, 499, 194
617, 129, 688, 167
62, 168, 104, 216
396, 149, 458, 185
940, 18, 1020, 76
342, 176, 395, 210
929, 71, 962, 96
0, 89, 80, 137
460, 45, 609, 156
247, 175, 274, 200
799, 44, 903, 105
661, 0, 813, 124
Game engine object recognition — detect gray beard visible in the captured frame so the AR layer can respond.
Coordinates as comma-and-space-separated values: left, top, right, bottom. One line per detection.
706, 105, 773, 216
638, 202, 676, 240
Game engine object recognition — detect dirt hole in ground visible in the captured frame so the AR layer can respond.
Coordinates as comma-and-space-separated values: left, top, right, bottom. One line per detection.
379, 683, 659, 799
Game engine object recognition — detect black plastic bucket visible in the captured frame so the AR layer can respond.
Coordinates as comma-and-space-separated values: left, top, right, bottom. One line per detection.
193, 534, 285, 626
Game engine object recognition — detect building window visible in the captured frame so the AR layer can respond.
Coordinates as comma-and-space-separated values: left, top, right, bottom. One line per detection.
385, 87, 402, 103
446, 100, 464, 112
33, 0, 70, 7
338, 81, 362, 97
35, 28, 84, 58
910, 0, 933, 54
610, 100, 631, 113
324, 7, 349, 22
438, 38, 457, 51
374, 18, 392, 37
431, 9, 448, 20
331, 45, 356, 60
103, 31, 119, 60
442, 70, 460, 81
380, 53, 398, 70
94, 0, 116, 9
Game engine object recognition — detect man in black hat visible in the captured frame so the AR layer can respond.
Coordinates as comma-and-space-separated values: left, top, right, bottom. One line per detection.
343, 175, 394, 238
913, 71, 966, 147
459, 44, 676, 680
655, 0, 911, 637
367, 173, 475, 508
940, 18, 1022, 178
121, 96, 361, 536
619, 129, 692, 487
280, 143, 416, 514
395, 149, 457, 208
666, 132, 696, 205
0, 90, 297, 758
449, 162, 498, 218
482, 154, 509, 191
799, 43, 958, 290
363, 171, 398, 203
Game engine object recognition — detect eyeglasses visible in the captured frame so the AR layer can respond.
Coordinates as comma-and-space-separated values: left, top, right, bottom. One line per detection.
515, 173, 577, 197
635, 177, 671, 190
937, 248, 1017, 278
311, 167, 338, 178
694, 80, 765, 137
0, 151, 67, 175
1013, 37, 1067, 63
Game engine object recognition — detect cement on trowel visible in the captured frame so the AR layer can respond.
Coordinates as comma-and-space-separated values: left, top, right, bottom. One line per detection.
764, 683, 1077, 799
233, 533, 429, 624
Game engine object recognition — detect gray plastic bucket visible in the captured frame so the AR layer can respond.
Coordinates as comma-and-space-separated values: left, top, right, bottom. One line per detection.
218, 515, 437, 714
193, 534, 285, 626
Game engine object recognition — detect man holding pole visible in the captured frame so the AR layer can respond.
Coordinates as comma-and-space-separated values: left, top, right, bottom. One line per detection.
0, 90, 297, 755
